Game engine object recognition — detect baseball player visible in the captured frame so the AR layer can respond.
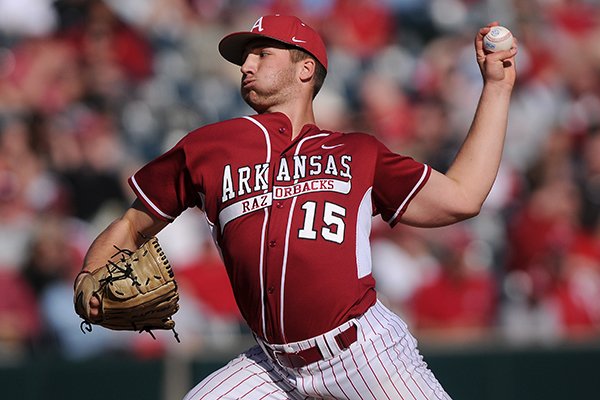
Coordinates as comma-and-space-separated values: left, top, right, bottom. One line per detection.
77, 15, 517, 399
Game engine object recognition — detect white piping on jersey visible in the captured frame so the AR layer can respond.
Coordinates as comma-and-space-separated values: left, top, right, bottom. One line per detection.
243, 116, 272, 337
243, 116, 273, 181
200, 193, 227, 266
280, 195, 297, 343
280, 132, 330, 342
387, 164, 430, 225
356, 187, 373, 279
258, 207, 270, 337
130, 175, 175, 220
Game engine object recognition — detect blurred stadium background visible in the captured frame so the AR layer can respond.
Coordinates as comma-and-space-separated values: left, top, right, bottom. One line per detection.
1, 0, 600, 399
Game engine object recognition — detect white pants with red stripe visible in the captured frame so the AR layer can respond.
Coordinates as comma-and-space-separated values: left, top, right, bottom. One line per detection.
183, 300, 452, 400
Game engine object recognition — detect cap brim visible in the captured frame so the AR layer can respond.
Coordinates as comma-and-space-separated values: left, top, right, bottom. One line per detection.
219, 32, 300, 66
219, 32, 260, 66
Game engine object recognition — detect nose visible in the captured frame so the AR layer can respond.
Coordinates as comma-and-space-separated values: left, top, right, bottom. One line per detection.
240, 53, 256, 75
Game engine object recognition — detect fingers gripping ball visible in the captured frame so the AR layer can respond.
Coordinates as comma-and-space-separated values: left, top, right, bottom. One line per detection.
483, 26, 513, 52
74, 237, 180, 342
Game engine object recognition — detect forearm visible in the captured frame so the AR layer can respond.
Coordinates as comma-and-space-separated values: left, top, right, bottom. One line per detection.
82, 218, 140, 273
445, 82, 512, 211
81, 202, 168, 273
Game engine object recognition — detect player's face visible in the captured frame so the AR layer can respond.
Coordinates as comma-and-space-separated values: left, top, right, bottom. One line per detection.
240, 40, 299, 112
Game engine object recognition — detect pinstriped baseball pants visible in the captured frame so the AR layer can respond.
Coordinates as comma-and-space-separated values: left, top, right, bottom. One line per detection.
183, 300, 452, 399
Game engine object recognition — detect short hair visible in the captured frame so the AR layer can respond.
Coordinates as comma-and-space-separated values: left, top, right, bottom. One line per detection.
289, 48, 327, 99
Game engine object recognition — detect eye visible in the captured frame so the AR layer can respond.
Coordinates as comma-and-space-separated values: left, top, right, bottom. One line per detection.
259, 51, 268, 58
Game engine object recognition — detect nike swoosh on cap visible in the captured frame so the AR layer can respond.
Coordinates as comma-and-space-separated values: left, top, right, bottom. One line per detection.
291, 36, 307, 43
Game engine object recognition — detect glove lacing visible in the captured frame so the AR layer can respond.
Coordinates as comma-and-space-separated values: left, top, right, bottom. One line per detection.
79, 245, 180, 343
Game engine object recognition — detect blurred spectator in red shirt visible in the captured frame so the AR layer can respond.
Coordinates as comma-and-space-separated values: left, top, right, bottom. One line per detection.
0, 38, 83, 115
324, 0, 396, 59
59, 0, 153, 100
507, 178, 581, 275
409, 227, 497, 343
545, 0, 599, 38
358, 71, 415, 147
549, 231, 600, 340
176, 239, 241, 321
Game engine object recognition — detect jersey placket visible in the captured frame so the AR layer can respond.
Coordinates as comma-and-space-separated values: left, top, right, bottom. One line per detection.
261, 126, 295, 344
262, 127, 330, 344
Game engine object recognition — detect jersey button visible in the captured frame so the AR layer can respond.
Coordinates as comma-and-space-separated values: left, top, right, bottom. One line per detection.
268, 286, 275, 294
276, 201, 284, 208
278, 127, 286, 134
269, 240, 277, 247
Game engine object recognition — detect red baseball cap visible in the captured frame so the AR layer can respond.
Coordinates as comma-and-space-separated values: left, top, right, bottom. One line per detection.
219, 15, 328, 70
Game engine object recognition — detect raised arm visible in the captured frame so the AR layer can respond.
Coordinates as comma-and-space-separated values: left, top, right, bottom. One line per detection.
401, 23, 517, 227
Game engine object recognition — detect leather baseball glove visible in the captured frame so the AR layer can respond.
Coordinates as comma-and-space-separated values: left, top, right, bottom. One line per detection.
74, 236, 180, 341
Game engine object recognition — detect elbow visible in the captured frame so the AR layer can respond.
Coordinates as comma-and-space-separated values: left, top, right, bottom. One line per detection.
452, 200, 483, 222
462, 207, 481, 220
449, 184, 487, 221
415, 201, 482, 228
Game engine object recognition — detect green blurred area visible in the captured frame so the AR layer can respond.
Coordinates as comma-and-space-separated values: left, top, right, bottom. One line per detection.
3, 343, 599, 400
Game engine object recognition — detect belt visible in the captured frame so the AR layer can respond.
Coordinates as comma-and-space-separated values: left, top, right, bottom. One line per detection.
261, 324, 358, 369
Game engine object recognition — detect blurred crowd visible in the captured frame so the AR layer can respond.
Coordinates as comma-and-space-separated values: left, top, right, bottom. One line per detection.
1, 0, 600, 361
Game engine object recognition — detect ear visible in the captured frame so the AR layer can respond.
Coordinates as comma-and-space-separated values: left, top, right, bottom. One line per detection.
298, 58, 316, 83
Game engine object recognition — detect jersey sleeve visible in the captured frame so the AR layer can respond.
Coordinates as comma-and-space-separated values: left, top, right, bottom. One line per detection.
371, 139, 431, 227
128, 141, 199, 222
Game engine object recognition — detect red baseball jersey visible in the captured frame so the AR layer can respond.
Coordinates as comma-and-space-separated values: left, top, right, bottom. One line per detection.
129, 112, 430, 344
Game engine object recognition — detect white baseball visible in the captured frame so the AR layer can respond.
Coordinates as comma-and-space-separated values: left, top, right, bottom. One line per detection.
483, 26, 513, 52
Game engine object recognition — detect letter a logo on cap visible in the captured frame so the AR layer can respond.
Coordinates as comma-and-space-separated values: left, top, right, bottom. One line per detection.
219, 15, 328, 70
251, 17, 264, 32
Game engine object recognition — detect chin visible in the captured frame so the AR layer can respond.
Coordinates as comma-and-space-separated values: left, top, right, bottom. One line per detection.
243, 94, 269, 114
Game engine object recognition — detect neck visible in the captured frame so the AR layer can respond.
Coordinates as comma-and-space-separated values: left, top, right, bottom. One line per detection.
266, 100, 316, 140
